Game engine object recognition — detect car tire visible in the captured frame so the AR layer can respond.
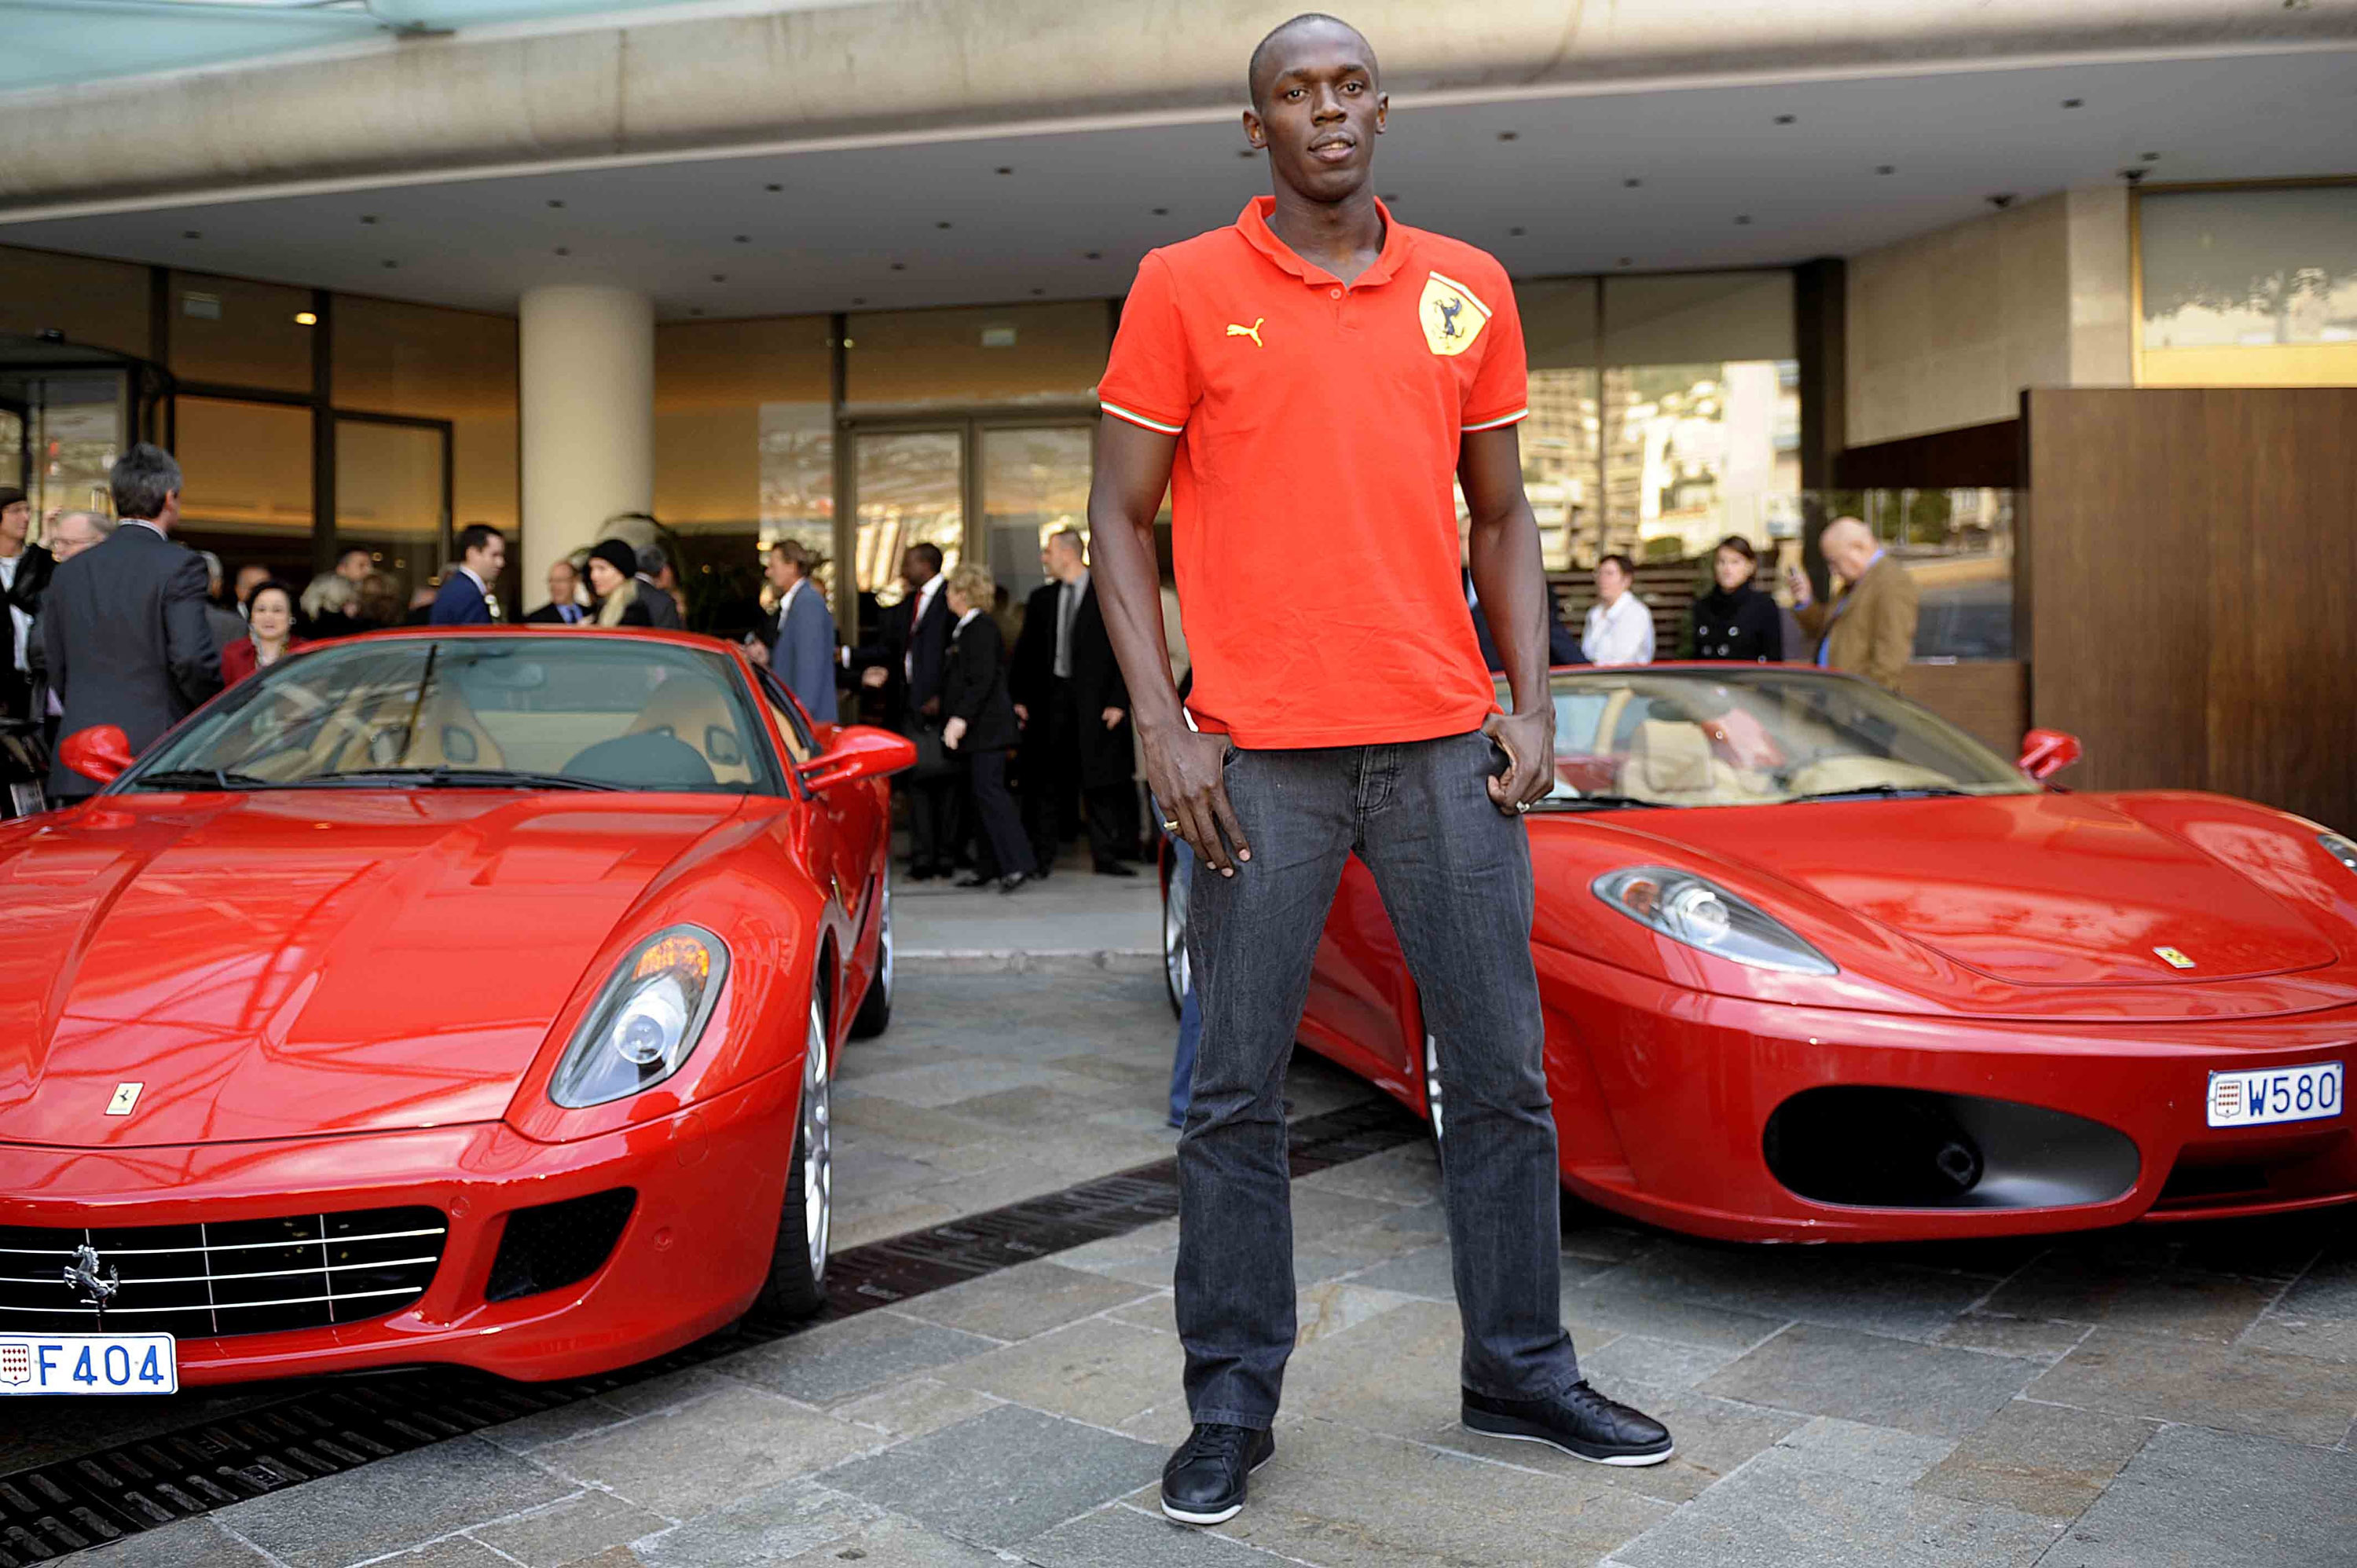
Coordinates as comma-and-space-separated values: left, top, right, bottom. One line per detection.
754, 995, 833, 1321
1161, 858, 1190, 1021
849, 876, 893, 1040
1423, 1032, 1446, 1171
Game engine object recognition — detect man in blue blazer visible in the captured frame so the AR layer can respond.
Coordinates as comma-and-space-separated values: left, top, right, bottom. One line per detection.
430, 525, 508, 625
746, 539, 838, 722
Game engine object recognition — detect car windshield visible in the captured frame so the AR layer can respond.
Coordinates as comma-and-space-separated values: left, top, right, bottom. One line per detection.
1516, 667, 2036, 809
125, 636, 782, 796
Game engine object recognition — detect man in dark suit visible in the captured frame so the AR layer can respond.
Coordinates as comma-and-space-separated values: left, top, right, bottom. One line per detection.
0, 489, 56, 721
1464, 566, 1581, 672
430, 524, 507, 625
843, 543, 958, 877
525, 559, 588, 625
633, 544, 686, 631
44, 445, 222, 801
1010, 529, 1134, 877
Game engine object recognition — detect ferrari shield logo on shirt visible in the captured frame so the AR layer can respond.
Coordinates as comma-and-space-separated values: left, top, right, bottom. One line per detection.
1418, 271, 1491, 357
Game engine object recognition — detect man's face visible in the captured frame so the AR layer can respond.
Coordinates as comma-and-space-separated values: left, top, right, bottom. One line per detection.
901, 549, 934, 588
1244, 24, 1386, 204
50, 515, 101, 562
469, 536, 508, 579
764, 550, 797, 592
1823, 523, 1875, 583
337, 549, 372, 583
1596, 561, 1630, 604
547, 562, 577, 603
0, 501, 27, 546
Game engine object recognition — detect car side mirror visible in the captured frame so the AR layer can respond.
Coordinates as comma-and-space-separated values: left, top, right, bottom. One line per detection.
57, 725, 135, 786
2018, 727, 2083, 782
799, 724, 916, 791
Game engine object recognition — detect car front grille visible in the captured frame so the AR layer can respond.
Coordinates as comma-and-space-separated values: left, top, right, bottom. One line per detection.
0, 1207, 446, 1339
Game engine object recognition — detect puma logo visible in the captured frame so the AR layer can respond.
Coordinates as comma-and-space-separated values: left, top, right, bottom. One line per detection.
1225, 317, 1265, 347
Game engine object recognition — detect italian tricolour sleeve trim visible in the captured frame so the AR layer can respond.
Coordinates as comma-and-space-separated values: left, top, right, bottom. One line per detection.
1102, 401, 1185, 435
1464, 407, 1528, 431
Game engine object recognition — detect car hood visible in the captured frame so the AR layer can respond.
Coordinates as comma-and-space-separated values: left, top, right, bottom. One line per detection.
0, 790, 747, 1148
1651, 791, 2339, 986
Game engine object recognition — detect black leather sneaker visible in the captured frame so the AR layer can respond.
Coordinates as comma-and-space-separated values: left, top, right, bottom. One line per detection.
1160, 1422, 1276, 1525
1461, 1381, 1674, 1466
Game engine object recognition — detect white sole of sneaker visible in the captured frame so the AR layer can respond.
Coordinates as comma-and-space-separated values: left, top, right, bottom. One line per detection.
1463, 1421, 1675, 1467
1160, 1446, 1276, 1525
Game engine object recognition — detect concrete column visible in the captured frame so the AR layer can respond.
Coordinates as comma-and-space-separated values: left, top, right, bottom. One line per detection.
519, 284, 654, 593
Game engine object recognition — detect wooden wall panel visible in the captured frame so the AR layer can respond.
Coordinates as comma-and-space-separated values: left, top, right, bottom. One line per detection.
2025, 387, 2357, 830
1897, 661, 2027, 759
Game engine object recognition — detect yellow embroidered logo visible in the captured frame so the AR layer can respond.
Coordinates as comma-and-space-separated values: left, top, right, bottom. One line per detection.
1418, 272, 1490, 357
1225, 317, 1265, 348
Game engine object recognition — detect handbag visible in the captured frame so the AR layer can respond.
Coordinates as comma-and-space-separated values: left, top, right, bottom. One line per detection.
903, 719, 957, 783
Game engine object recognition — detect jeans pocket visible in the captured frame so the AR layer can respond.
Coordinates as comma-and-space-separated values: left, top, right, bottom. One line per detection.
1222, 745, 1244, 771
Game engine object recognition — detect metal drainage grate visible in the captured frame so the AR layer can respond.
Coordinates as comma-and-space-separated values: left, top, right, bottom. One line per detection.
0, 1097, 1421, 1563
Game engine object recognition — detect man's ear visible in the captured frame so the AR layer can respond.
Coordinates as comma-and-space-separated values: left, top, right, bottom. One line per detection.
1374, 93, 1387, 133
1241, 108, 1265, 150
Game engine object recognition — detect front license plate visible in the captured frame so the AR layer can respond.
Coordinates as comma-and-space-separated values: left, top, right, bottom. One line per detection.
0, 1334, 178, 1395
2207, 1061, 2343, 1129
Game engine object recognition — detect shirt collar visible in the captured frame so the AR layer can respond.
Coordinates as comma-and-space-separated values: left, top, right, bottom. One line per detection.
120, 518, 165, 538
460, 565, 487, 592
777, 577, 804, 614
955, 607, 981, 630
1233, 195, 1406, 290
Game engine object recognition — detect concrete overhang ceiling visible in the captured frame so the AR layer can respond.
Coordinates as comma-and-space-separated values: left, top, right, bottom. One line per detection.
1, 47, 2351, 319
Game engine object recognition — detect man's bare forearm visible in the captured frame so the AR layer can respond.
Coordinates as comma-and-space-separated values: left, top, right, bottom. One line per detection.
1086, 419, 1187, 735
1460, 427, 1550, 718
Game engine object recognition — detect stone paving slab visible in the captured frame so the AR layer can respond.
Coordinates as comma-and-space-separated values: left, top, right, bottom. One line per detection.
823, 1402, 1164, 1548
208, 1436, 574, 1568
719, 1309, 1004, 1406
80, 1518, 269, 1567
1699, 1323, 2041, 1439
533, 1383, 876, 1520
1915, 1399, 2157, 1519
2047, 1423, 2357, 1568
2025, 1327, 2357, 1446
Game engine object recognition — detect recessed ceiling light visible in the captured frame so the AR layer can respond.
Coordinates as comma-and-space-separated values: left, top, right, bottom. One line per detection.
1497, 131, 1519, 141
1032, 288, 1046, 295
1875, 164, 1895, 174
359, 214, 379, 225
1508, 226, 1526, 236
937, 221, 952, 229
1623, 178, 1642, 189
851, 296, 867, 305
1153, 207, 1169, 215
1382, 192, 1400, 203
889, 262, 907, 271
765, 183, 783, 192
734, 234, 750, 244
709, 273, 726, 283
995, 166, 1014, 175
293, 311, 317, 326
547, 199, 565, 208
554, 247, 570, 256
181, 229, 200, 240
1734, 214, 1752, 225
1616, 257, 1633, 267
689, 307, 705, 317
382, 259, 398, 268
1083, 251, 1102, 260
2061, 98, 2083, 108
2141, 150, 2162, 162
1773, 114, 1795, 125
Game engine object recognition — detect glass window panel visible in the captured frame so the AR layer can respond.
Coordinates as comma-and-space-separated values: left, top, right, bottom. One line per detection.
654, 317, 831, 635
844, 302, 1107, 411
980, 426, 1091, 612
1838, 487, 2016, 661
169, 271, 313, 393
332, 295, 519, 537
852, 430, 962, 606
9, 375, 124, 525
1513, 278, 1600, 572
1598, 361, 1800, 563
335, 419, 445, 616
0, 245, 152, 357
174, 396, 314, 588
2139, 185, 2357, 387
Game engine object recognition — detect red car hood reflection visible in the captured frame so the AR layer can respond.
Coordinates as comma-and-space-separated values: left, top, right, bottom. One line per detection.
0, 790, 746, 1149
1652, 793, 2338, 986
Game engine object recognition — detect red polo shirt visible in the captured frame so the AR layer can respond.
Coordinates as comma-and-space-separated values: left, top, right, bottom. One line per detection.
1099, 196, 1527, 749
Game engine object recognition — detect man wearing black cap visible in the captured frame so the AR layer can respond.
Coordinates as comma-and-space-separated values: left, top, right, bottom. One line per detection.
0, 489, 55, 722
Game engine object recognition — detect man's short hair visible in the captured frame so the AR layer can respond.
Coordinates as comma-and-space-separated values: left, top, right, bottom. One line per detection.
457, 522, 504, 559
0, 488, 24, 511
908, 541, 944, 573
110, 443, 181, 522
1047, 527, 1085, 560
635, 542, 669, 577
1598, 552, 1637, 578
336, 545, 372, 566
1247, 13, 1375, 110
771, 539, 827, 576
548, 557, 578, 579
53, 509, 112, 541
198, 549, 224, 585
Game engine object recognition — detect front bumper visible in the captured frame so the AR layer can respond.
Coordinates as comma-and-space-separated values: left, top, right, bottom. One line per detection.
1536, 946, 2357, 1242
0, 1068, 799, 1385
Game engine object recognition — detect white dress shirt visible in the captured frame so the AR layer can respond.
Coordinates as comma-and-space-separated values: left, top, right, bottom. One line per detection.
906, 575, 943, 683
1582, 592, 1655, 667
0, 551, 26, 675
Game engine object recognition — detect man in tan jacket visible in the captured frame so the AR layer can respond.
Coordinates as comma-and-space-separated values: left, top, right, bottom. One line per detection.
1786, 516, 1919, 691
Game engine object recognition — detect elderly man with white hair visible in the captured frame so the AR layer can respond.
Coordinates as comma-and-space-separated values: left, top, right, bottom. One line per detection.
1785, 515, 1919, 691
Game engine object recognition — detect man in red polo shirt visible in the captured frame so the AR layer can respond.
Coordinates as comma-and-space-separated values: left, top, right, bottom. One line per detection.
1088, 13, 1674, 1528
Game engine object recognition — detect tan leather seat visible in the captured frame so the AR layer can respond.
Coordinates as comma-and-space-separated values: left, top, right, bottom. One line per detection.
626, 679, 753, 785
1620, 720, 1743, 805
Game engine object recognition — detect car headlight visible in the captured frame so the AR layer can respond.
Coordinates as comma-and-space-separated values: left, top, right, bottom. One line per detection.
1593, 866, 1837, 976
2321, 833, 2357, 877
550, 926, 731, 1108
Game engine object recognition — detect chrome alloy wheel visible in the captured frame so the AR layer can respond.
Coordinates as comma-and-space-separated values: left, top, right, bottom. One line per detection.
1163, 866, 1191, 1018
876, 876, 894, 1005
1424, 1033, 1446, 1153
802, 997, 832, 1282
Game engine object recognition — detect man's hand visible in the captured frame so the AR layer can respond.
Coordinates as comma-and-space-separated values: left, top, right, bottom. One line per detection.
942, 716, 967, 750
1014, 702, 1029, 724
1483, 707, 1556, 815
1142, 723, 1251, 877
1783, 563, 1812, 607
1101, 706, 1125, 730
860, 665, 889, 689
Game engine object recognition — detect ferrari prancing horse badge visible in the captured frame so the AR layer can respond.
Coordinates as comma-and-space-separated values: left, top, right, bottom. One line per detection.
1419, 271, 1491, 357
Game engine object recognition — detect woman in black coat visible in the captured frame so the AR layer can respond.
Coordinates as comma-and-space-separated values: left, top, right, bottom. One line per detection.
938, 562, 1034, 893
1689, 534, 1785, 663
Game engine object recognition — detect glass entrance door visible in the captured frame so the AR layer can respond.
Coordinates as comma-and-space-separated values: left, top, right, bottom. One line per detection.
850, 429, 964, 607
980, 425, 1092, 604
335, 415, 449, 620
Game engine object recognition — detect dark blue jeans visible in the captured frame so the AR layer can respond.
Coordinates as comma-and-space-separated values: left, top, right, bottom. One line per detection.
1176, 731, 1581, 1428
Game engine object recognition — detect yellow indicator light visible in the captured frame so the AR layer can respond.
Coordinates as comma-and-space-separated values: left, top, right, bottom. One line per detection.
293, 311, 318, 326
635, 935, 711, 980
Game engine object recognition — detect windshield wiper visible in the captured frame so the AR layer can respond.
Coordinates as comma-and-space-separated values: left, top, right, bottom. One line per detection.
293, 766, 621, 793
133, 768, 273, 792
1531, 793, 1665, 811
1783, 783, 1971, 804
